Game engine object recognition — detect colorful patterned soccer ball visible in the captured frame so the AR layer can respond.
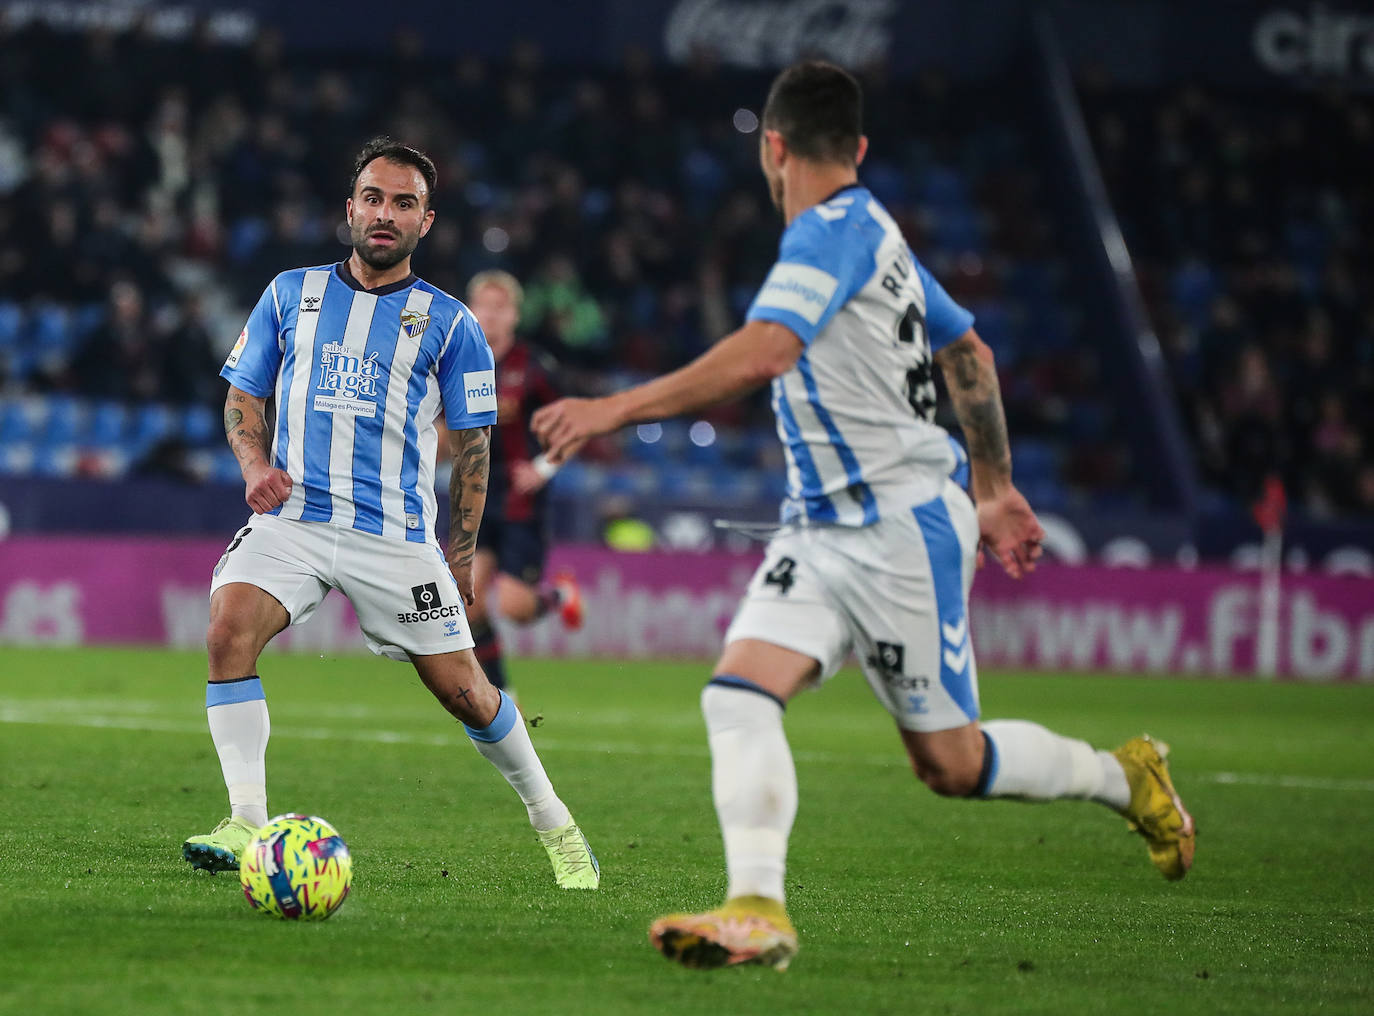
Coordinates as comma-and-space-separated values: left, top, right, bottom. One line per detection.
239, 814, 352, 920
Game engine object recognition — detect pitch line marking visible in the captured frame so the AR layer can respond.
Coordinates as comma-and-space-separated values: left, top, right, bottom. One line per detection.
2, 700, 1371, 793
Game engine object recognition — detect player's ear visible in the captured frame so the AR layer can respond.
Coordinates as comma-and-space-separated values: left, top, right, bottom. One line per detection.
419, 207, 435, 238
345, 197, 354, 224
764, 129, 787, 167
854, 135, 869, 167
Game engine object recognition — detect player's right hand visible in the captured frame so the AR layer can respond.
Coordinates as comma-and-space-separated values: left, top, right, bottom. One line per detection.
976, 486, 1044, 581
243, 461, 293, 514
531, 396, 620, 465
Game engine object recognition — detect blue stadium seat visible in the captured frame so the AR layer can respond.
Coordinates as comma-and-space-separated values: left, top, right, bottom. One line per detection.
33, 441, 79, 478
41, 395, 86, 444
180, 405, 218, 446
0, 399, 33, 442
211, 449, 245, 485
862, 159, 909, 208
931, 207, 984, 253
129, 404, 179, 452
968, 300, 1017, 361
85, 401, 130, 447
0, 302, 22, 349
919, 165, 969, 209
0, 439, 35, 475
1012, 439, 1058, 482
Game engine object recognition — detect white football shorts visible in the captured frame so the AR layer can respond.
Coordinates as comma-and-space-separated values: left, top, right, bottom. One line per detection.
209, 513, 473, 660
725, 480, 981, 732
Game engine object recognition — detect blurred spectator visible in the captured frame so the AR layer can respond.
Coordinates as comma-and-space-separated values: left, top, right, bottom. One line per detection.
0, 18, 1130, 511
522, 254, 609, 363
1084, 76, 1374, 519
73, 280, 163, 401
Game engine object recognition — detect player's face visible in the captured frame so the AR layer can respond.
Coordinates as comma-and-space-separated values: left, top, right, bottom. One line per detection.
469, 283, 518, 360
759, 131, 785, 214
346, 159, 435, 270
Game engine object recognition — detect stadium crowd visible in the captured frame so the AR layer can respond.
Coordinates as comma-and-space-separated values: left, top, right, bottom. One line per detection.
4, 21, 1127, 508
1083, 75, 1374, 519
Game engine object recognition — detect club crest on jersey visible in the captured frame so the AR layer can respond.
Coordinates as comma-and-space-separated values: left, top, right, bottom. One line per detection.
400, 309, 430, 339
312, 342, 380, 417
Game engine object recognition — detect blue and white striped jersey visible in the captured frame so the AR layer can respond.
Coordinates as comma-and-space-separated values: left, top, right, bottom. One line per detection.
747, 184, 975, 527
222, 263, 498, 544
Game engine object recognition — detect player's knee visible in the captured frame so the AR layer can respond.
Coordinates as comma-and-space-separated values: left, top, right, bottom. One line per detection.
909, 753, 982, 797
205, 617, 258, 672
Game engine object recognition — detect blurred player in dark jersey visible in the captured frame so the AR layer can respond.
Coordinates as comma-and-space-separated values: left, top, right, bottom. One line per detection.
464, 270, 582, 692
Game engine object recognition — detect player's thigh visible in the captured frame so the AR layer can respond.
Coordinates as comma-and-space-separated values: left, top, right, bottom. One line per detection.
207, 582, 289, 657
721, 529, 850, 703
843, 485, 982, 734
333, 533, 474, 660
207, 516, 331, 666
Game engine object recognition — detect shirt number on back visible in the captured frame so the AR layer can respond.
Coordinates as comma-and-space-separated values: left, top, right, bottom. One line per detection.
763, 557, 798, 595
897, 302, 937, 421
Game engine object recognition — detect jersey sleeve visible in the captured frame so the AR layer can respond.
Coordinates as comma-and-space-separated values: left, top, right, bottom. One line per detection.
437, 310, 499, 430
915, 259, 975, 351
220, 279, 284, 397
745, 214, 867, 345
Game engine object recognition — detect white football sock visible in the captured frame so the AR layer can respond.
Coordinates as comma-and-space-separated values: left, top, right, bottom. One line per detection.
206, 678, 270, 828
703, 680, 797, 904
467, 691, 571, 832
980, 719, 1130, 809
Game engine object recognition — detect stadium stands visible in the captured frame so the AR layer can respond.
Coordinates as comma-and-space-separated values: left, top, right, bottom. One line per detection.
0, 22, 1133, 511
1081, 74, 1374, 519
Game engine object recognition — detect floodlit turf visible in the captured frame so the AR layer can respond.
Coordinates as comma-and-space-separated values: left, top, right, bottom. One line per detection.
1, 647, 1371, 1015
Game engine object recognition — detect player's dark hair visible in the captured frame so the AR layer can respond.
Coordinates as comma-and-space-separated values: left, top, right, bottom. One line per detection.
761, 60, 863, 165
349, 136, 438, 207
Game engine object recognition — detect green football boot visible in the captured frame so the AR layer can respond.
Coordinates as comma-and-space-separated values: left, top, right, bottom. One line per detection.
537, 819, 600, 889
182, 816, 259, 873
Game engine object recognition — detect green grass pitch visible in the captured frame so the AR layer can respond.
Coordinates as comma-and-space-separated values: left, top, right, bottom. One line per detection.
1, 646, 1371, 1015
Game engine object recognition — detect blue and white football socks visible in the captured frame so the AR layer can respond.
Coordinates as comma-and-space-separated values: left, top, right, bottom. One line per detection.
979, 719, 1130, 809
466, 690, 571, 832
205, 676, 271, 828
703, 678, 797, 903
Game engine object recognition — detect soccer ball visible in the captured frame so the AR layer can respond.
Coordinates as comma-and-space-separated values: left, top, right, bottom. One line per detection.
239, 813, 352, 920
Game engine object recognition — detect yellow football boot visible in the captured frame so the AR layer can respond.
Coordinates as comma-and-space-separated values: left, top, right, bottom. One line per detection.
1114, 735, 1196, 880
649, 895, 798, 971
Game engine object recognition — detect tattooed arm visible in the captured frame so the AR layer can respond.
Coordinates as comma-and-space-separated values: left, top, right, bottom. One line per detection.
225, 384, 292, 513
446, 425, 490, 605
934, 329, 1043, 579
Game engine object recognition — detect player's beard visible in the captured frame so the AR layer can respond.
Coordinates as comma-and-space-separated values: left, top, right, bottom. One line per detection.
351, 220, 420, 270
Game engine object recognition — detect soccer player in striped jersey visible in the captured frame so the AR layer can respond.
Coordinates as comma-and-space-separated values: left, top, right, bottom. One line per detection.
182, 138, 599, 890
534, 63, 1193, 967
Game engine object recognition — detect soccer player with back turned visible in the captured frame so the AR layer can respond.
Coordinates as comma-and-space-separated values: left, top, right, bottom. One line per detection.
534, 63, 1194, 968
182, 138, 599, 890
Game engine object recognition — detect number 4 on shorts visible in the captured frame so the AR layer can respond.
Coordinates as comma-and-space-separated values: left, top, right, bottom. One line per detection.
763, 557, 797, 595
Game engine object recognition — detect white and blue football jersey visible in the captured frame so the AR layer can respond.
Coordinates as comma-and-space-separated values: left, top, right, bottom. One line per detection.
747, 184, 975, 526
222, 263, 498, 544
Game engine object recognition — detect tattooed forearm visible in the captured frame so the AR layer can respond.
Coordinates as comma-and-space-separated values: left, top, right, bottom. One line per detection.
224, 388, 272, 469
935, 335, 1012, 491
447, 426, 490, 571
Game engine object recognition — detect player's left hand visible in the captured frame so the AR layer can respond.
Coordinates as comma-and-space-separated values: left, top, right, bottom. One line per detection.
531, 397, 620, 464
976, 486, 1044, 580
449, 554, 475, 606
